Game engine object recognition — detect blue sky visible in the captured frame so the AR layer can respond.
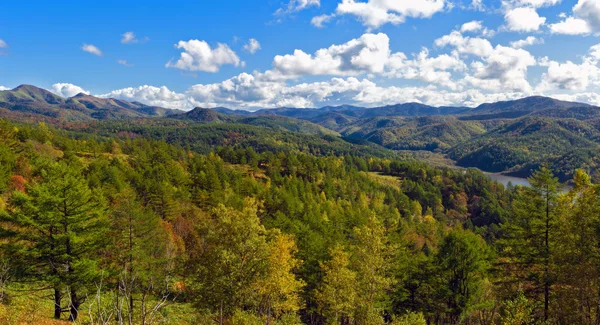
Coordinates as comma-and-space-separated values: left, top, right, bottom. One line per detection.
1, 0, 600, 110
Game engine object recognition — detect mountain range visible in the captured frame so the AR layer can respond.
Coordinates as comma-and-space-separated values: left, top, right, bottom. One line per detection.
0, 85, 183, 121
3, 84, 600, 181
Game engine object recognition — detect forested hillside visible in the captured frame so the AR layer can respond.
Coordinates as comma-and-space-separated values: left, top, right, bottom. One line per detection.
0, 116, 599, 325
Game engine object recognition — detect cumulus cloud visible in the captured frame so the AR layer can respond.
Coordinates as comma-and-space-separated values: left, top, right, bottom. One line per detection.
505, 7, 546, 32
386, 49, 466, 90
311, 14, 333, 28
461, 21, 483, 33
537, 44, 600, 92
550, 0, 600, 35
121, 32, 138, 44
243, 38, 261, 54
549, 17, 591, 35
435, 29, 536, 92
510, 36, 544, 48
573, 0, 600, 33
100, 85, 194, 110
334, 0, 448, 29
435, 31, 494, 57
166, 40, 242, 73
100, 74, 531, 110
0, 40, 7, 48
0, 86, 9, 91
467, 45, 536, 92
51, 83, 91, 98
271, 33, 392, 78
276, 0, 320, 15
82, 44, 103, 56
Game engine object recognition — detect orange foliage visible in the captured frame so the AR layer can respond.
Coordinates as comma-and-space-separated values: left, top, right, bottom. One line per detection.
9, 175, 27, 193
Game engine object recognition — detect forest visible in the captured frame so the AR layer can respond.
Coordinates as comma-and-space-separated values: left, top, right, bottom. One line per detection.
0, 117, 599, 325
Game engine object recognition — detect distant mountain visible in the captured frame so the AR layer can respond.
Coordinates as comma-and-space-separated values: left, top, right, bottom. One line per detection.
465, 96, 597, 120
214, 96, 600, 124
173, 107, 233, 122
0, 85, 183, 121
173, 107, 338, 136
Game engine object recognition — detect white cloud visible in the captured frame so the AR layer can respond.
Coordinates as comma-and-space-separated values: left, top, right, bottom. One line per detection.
101, 73, 534, 110
271, 33, 392, 77
166, 40, 242, 73
461, 21, 483, 33
311, 14, 333, 28
121, 32, 138, 44
549, 17, 591, 35
276, 0, 320, 15
510, 36, 544, 48
537, 44, 600, 92
243, 38, 261, 54
467, 45, 536, 92
100, 85, 194, 110
505, 7, 546, 32
117, 59, 133, 67
539, 61, 596, 91
82, 44, 103, 56
386, 48, 466, 90
435, 31, 494, 57
550, 92, 600, 106
549, 0, 600, 35
573, 0, 600, 34
589, 44, 600, 60
0, 40, 7, 48
508, 0, 561, 8
470, 0, 485, 11
51, 83, 91, 98
335, 0, 447, 29
0, 86, 9, 91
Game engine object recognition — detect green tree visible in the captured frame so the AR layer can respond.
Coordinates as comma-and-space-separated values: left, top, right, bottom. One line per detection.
436, 228, 490, 323
109, 188, 178, 324
500, 166, 559, 322
189, 198, 269, 324
0, 161, 108, 321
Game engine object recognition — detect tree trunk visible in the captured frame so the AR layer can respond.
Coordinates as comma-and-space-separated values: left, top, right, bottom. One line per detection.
53, 287, 62, 319
69, 288, 80, 321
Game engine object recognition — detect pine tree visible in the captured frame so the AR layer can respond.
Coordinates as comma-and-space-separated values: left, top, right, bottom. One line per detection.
436, 228, 490, 323
109, 188, 176, 323
500, 166, 559, 322
0, 161, 108, 321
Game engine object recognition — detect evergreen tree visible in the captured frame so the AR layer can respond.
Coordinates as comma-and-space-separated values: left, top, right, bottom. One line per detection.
500, 166, 559, 322
436, 228, 490, 323
0, 161, 108, 321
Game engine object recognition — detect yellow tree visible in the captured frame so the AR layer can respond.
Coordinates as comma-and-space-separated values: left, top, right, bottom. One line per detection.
253, 230, 305, 324
315, 245, 357, 325
352, 216, 395, 324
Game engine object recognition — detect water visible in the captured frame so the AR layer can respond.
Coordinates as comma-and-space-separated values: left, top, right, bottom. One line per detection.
486, 173, 531, 187
486, 173, 573, 192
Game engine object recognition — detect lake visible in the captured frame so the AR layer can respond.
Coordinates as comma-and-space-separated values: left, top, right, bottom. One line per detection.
486, 173, 573, 192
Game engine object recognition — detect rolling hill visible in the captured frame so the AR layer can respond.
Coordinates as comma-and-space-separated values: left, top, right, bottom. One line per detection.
3, 85, 600, 181
0, 85, 183, 121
